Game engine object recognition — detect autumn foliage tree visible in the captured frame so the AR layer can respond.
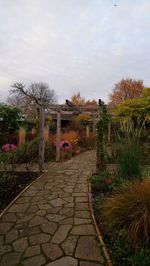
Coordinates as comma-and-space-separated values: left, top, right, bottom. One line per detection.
71, 92, 97, 106
109, 79, 144, 109
71, 92, 85, 105
115, 97, 150, 122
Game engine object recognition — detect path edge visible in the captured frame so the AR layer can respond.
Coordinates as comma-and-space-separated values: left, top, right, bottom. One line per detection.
0, 171, 47, 219
88, 180, 113, 266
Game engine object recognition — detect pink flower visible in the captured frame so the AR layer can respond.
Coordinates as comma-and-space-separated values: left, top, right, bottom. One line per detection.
2, 144, 17, 152
54, 140, 72, 152
60, 141, 72, 151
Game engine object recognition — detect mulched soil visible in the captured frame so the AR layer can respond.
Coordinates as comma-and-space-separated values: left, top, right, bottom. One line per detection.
0, 171, 40, 212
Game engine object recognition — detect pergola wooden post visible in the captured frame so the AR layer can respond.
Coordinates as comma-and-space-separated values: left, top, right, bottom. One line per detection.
56, 110, 61, 162
86, 125, 90, 138
96, 99, 102, 172
93, 119, 96, 133
39, 105, 45, 172
19, 127, 26, 146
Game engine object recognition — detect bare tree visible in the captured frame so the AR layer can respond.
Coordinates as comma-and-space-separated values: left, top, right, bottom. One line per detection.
7, 94, 24, 108
7, 94, 38, 122
10, 82, 57, 172
8, 83, 57, 117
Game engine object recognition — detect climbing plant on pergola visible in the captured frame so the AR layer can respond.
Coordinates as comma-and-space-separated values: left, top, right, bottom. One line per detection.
96, 99, 110, 173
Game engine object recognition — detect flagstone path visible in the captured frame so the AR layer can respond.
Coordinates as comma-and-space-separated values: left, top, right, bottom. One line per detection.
0, 151, 106, 266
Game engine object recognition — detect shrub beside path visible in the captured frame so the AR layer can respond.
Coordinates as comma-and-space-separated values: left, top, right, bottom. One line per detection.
0, 151, 106, 266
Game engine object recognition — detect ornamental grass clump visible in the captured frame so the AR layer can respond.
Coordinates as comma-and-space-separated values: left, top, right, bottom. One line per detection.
101, 180, 150, 249
117, 143, 143, 180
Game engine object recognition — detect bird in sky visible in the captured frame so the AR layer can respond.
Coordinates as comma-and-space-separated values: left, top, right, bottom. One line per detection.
114, 4, 118, 7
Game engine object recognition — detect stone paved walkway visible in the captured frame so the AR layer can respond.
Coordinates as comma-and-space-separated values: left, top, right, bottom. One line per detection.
0, 151, 106, 266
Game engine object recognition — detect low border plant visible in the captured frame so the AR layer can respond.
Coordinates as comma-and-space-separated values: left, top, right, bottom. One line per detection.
101, 179, 150, 249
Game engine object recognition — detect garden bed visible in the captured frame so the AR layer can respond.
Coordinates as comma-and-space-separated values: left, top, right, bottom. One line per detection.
0, 171, 40, 212
91, 166, 150, 266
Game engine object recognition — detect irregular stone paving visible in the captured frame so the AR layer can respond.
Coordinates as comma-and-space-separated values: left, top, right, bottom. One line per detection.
0, 151, 106, 266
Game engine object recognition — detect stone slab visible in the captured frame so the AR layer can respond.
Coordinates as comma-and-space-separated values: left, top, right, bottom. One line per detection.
74, 218, 92, 225
0, 252, 21, 266
29, 216, 48, 227
46, 256, 78, 266
29, 233, 50, 245
24, 245, 41, 258
50, 198, 66, 207
51, 225, 72, 244
22, 254, 46, 266
13, 238, 28, 252
62, 235, 78, 255
75, 211, 91, 219
75, 236, 104, 263
5, 229, 18, 244
8, 203, 29, 213
0, 223, 13, 234
42, 243, 63, 260
40, 221, 58, 235
71, 225, 95, 235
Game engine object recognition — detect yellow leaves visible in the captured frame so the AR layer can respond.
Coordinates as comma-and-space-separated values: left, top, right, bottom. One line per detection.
61, 131, 79, 145
75, 114, 91, 124
71, 92, 85, 105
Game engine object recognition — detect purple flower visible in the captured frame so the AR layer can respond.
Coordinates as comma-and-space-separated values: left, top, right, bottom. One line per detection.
2, 144, 17, 152
54, 140, 72, 152
60, 141, 72, 151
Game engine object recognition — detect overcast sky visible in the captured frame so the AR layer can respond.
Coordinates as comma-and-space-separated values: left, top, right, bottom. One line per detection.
0, 0, 150, 103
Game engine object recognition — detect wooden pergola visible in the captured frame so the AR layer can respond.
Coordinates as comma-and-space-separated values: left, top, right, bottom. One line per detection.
46, 102, 98, 162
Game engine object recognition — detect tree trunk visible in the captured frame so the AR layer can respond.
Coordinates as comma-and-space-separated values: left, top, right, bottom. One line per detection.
56, 111, 61, 162
39, 105, 45, 172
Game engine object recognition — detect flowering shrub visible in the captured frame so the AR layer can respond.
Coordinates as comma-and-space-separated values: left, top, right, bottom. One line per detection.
54, 140, 72, 152
60, 140, 72, 151
2, 144, 17, 152
61, 131, 79, 146
0, 138, 56, 164
54, 131, 79, 159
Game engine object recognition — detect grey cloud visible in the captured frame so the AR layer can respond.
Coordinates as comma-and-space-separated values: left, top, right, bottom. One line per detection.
0, 0, 150, 103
